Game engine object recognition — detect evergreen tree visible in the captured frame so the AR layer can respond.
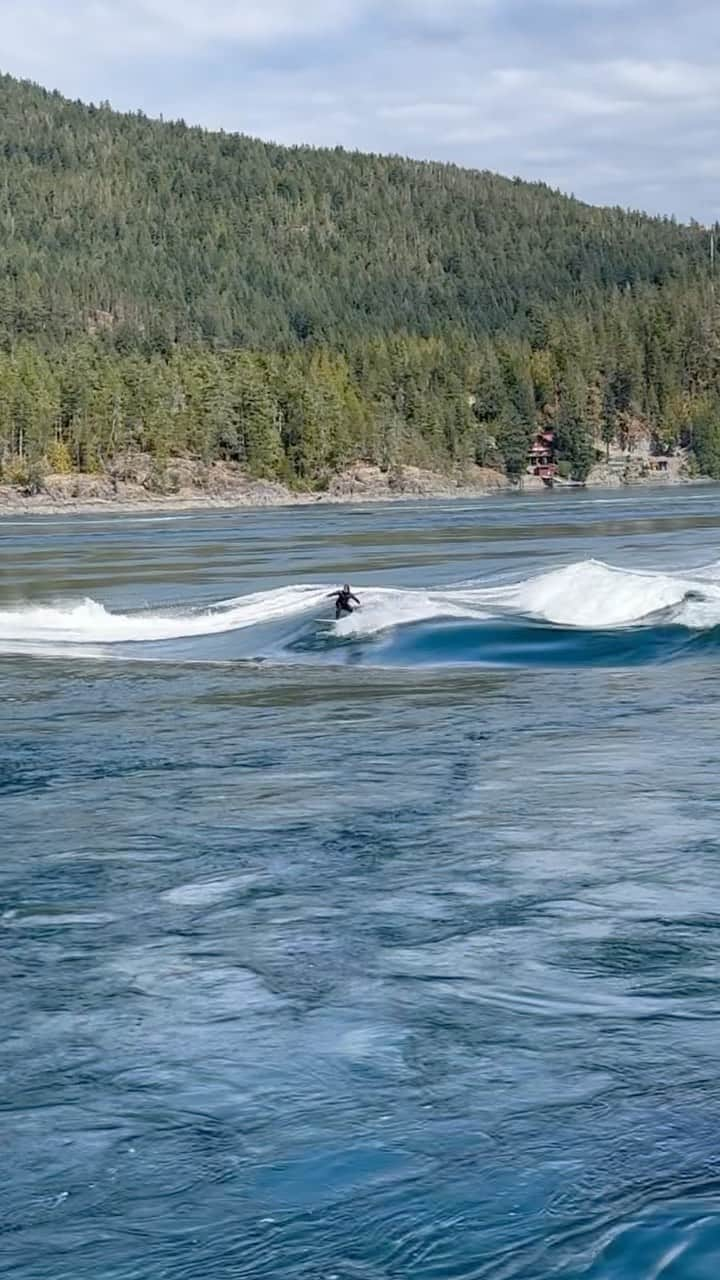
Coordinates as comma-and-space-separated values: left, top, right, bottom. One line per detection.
554, 385, 596, 480
0, 72, 717, 488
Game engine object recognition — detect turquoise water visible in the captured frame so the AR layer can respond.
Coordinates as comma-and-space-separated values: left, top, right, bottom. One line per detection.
3, 487, 720, 1279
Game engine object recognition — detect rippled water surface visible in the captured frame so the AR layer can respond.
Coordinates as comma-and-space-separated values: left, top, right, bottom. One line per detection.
3, 487, 720, 1279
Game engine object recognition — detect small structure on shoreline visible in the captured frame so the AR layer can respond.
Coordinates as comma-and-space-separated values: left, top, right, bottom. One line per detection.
528, 429, 557, 483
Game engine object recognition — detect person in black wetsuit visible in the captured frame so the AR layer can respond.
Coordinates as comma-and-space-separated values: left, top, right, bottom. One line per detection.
328, 584, 360, 620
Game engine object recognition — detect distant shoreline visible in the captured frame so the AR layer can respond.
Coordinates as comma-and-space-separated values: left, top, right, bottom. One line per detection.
0, 483, 505, 519
0, 461, 511, 518
0, 463, 708, 519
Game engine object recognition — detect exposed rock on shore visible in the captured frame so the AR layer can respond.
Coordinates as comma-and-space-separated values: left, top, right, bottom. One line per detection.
0, 458, 510, 515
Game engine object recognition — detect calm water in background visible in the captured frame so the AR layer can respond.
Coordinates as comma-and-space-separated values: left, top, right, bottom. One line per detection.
3, 487, 720, 1279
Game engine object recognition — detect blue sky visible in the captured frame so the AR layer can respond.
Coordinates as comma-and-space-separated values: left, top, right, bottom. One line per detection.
2, 0, 719, 222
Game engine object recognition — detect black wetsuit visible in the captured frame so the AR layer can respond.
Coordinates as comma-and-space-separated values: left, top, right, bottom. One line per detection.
329, 588, 360, 619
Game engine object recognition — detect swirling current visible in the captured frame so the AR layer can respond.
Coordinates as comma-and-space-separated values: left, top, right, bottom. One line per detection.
3, 487, 720, 1280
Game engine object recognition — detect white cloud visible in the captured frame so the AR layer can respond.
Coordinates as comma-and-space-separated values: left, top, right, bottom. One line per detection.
1, 0, 720, 220
1, 0, 359, 61
395, 0, 489, 14
378, 102, 475, 123
608, 59, 720, 102
128, 0, 357, 46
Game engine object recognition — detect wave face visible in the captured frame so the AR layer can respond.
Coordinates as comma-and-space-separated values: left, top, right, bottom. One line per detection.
2, 559, 720, 667
6, 492, 720, 1280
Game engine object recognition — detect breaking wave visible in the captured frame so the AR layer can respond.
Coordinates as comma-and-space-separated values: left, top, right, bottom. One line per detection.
3, 559, 720, 667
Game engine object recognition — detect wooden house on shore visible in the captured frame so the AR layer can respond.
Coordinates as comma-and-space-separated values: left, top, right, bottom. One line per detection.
528, 428, 556, 482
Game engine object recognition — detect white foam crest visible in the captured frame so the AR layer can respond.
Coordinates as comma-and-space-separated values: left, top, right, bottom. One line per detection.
673, 597, 720, 629
163, 873, 260, 907
335, 587, 488, 637
685, 559, 720, 582
0, 585, 327, 647
470, 559, 720, 628
5, 561, 720, 655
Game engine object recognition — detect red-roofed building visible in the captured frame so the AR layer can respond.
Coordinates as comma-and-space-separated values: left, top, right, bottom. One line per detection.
528, 429, 556, 480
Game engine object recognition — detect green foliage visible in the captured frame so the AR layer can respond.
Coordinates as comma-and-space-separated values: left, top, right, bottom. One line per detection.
0, 282, 719, 485
46, 439, 73, 473
25, 457, 47, 496
0, 75, 710, 354
0, 74, 718, 485
554, 399, 596, 481
495, 409, 534, 477
688, 395, 720, 477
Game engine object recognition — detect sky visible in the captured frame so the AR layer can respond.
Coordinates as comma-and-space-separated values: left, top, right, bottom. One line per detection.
2, 0, 719, 222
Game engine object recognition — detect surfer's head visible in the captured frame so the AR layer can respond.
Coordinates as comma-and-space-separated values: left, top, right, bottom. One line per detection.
343, 584, 350, 593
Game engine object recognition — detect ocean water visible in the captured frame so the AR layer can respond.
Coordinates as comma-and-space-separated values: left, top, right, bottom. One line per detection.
3, 486, 720, 1280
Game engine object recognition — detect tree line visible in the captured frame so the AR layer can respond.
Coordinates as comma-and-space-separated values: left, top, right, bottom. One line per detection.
1, 72, 719, 487
0, 72, 712, 353
2, 276, 720, 487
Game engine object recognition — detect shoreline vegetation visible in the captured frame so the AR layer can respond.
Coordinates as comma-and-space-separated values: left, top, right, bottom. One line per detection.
0, 458, 502, 516
0, 455, 708, 518
2, 75, 720, 513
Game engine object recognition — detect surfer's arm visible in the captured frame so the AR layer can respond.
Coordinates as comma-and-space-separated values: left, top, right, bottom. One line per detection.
350, 594, 360, 604
326, 592, 339, 599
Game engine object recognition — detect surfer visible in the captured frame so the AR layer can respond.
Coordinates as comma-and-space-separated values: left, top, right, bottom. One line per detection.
328, 584, 360, 620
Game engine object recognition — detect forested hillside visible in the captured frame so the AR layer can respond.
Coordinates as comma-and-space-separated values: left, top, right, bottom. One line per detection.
1, 72, 720, 489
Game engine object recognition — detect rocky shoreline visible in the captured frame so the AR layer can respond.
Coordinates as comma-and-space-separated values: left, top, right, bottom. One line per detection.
0, 456, 707, 518
0, 461, 511, 516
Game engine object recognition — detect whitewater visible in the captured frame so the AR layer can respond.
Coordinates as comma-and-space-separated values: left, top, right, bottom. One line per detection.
3, 558, 720, 659
7, 489, 720, 1280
